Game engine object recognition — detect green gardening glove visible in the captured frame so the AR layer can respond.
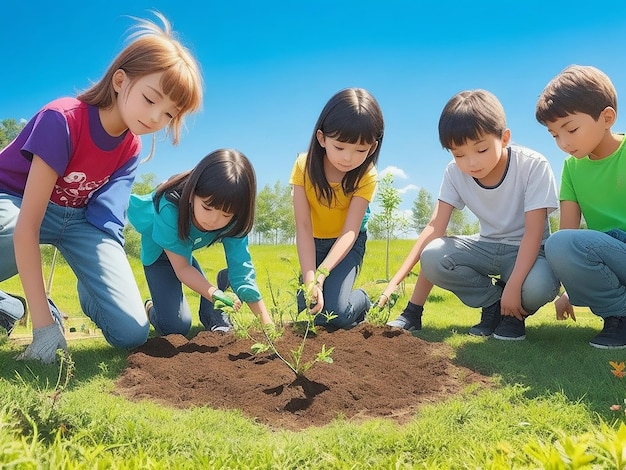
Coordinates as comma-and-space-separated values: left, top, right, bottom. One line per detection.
17, 323, 67, 364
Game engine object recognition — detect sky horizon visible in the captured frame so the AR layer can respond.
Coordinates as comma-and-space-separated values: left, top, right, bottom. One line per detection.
3, 1, 626, 217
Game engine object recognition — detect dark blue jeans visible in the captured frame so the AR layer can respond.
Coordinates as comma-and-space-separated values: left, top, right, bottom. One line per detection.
144, 252, 223, 335
298, 230, 370, 329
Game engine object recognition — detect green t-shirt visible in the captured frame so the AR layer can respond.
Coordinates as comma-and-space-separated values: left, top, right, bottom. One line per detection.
560, 135, 626, 231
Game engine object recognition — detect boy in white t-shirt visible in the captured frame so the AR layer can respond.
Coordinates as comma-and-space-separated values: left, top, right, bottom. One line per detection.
380, 89, 560, 341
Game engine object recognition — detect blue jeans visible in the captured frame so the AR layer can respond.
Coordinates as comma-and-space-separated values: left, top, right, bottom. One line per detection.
420, 236, 560, 313
0, 291, 24, 321
545, 229, 626, 318
297, 230, 370, 329
143, 251, 220, 335
0, 193, 149, 348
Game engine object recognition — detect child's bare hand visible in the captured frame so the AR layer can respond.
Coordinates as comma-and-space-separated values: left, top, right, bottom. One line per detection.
555, 293, 575, 321
500, 285, 527, 320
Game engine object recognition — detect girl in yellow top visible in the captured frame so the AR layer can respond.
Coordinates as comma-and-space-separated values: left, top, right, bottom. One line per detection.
289, 88, 384, 329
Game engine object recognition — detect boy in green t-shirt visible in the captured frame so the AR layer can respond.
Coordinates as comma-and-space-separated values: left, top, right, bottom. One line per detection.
536, 64, 626, 349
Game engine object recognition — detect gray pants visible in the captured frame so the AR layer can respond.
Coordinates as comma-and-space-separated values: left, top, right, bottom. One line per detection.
420, 236, 559, 313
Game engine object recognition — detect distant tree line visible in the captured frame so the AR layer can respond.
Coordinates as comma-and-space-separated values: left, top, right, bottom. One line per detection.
0, 119, 25, 148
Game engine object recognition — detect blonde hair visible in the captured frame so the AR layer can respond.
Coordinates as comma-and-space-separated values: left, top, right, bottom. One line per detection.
78, 11, 203, 157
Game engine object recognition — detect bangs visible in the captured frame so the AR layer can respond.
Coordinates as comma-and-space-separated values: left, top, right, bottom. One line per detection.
160, 63, 203, 114
322, 107, 381, 145
439, 112, 492, 149
535, 97, 572, 124
438, 89, 506, 149
196, 176, 251, 217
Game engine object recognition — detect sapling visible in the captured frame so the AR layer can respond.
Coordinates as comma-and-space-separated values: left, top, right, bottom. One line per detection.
365, 291, 400, 326
224, 268, 335, 378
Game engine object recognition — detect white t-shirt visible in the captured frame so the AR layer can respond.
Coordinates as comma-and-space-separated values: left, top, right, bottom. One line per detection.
438, 144, 558, 245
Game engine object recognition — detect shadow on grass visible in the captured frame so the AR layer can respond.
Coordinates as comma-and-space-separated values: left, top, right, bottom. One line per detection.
0, 337, 129, 391
411, 320, 626, 416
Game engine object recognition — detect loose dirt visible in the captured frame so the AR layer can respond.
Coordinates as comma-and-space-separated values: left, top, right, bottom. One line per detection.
115, 323, 492, 431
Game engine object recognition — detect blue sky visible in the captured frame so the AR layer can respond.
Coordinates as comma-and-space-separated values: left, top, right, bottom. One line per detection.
2, 0, 626, 214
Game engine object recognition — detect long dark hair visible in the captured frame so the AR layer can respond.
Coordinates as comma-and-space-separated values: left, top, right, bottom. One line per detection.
153, 149, 256, 241
306, 88, 384, 206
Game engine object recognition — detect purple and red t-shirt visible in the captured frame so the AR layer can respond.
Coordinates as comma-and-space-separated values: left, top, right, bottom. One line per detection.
0, 97, 142, 244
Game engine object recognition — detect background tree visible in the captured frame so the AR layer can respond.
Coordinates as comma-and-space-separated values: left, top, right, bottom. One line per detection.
369, 173, 410, 280
366, 216, 385, 240
123, 173, 158, 258
254, 181, 294, 244
411, 188, 434, 233
0, 118, 26, 149
447, 207, 480, 235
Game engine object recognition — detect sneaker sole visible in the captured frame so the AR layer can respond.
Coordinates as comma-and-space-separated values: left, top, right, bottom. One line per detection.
210, 326, 233, 333
589, 341, 626, 349
468, 330, 493, 337
493, 333, 526, 341
386, 322, 419, 332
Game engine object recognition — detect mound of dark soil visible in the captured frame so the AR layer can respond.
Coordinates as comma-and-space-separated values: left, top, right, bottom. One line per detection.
115, 324, 492, 430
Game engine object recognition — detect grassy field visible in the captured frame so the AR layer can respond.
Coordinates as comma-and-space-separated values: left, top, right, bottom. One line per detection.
1, 239, 626, 468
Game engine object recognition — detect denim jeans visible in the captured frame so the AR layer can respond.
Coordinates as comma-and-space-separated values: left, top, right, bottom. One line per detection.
0, 193, 149, 348
143, 251, 219, 335
420, 236, 560, 313
545, 229, 626, 318
297, 230, 370, 328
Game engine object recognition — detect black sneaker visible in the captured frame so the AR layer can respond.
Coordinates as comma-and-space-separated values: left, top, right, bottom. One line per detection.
589, 316, 626, 349
493, 316, 526, 341
217, 269, 230, 291
469, 301, 502, 337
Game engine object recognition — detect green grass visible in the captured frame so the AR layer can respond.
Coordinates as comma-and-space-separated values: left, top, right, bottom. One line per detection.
2, 240, 626, 468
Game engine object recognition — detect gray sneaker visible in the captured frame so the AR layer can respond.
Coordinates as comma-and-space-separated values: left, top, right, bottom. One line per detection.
200, 308, 233, 333
0, 292, 26, 336
387, 311, 422, 331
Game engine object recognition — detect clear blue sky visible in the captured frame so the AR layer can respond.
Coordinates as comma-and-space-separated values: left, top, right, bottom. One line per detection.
2, 0, 626, 214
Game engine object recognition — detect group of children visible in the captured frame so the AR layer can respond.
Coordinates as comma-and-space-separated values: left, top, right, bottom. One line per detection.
0, 13, 624, 365
383, 66, 626, 350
